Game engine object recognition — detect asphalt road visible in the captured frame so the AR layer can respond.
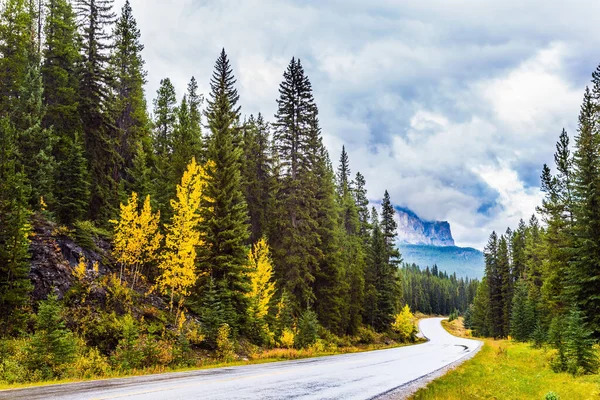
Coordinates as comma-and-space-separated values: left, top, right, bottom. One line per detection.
0, 318, 481, 400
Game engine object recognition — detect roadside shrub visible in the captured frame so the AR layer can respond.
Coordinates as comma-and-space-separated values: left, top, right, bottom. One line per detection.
356, 325, 378, 344
545, 392, 560, 400
72, 345, 111, 379
295, 310, 319, 349
448, 309, 459, 322
391, 305, 417, 343
26, 294, 77, 380
215, 324, 235, 362
111, 314, 143, 370
0, 339, 31, 384
279, 327, 295, 349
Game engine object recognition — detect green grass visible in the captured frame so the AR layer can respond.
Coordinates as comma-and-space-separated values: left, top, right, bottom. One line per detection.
411, 319, 600, 400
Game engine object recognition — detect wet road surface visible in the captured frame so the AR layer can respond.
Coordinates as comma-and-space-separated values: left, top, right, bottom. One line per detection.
0, 318, 481, 400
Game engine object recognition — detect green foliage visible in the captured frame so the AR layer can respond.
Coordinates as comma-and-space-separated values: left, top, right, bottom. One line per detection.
564, 308, 598, 375
73, 220, 110, 251
26, 294, 77, 379
545, 392, 560, 400
510, 280, 535, 342
295, 309, 319, 349
0, 118, 32, 336
197, 49, 250, 334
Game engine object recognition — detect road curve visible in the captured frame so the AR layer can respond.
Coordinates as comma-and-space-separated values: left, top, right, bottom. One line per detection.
0, 318, 481, 400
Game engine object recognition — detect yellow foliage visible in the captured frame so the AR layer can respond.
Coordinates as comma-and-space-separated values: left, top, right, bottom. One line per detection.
392, 304, 416, 342
39, 196, 47, 211
156, 158, 211, 310
279, 328, 295, 349
246, 238, 276, 320
111, 192, 162, 286
73, 256, 87, 281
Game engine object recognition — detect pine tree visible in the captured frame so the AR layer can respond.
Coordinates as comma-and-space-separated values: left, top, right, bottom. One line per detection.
565, 307, 599, 374
271, 58, 321, 313
170, 78, 204, 200
497, 234, 512, 337
42, 0, 89, 223
0, 0, 32, 117
152, 78, 177, 215
110, 0, 150, 194
353, 172, 371, 240
53, 133, 90, 224
471, 277, 491, 337
381, 191, 401, 266
510, 280, 535, 341
484, 231, 503, 337
74, 0, 118, 222
0, 118, 32, 336
569, 87, 600, 335
17, 54, 56, 209
242, 114, 273, 244
197, 49, 250, 333
26, 294, 76, 379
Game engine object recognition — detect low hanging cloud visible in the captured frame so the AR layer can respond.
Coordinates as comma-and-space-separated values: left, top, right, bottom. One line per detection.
115, 0, 599, 249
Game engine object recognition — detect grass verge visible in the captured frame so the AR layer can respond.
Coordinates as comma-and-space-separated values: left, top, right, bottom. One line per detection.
411, 318, 600, 400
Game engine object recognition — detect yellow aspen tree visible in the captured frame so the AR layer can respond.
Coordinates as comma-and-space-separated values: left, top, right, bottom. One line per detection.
246, 238, 276, 320
111, 192, 162, 286
156, 158, 211, 311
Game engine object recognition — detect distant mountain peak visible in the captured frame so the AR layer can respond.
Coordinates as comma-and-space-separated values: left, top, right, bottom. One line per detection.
394, 206, 455, 247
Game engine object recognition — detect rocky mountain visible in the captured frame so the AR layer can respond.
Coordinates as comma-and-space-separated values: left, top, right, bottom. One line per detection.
391, 206, 484, 278
395, 207, 455, 246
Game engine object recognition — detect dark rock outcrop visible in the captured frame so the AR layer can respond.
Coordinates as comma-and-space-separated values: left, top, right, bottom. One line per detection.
29, 217, 112, 301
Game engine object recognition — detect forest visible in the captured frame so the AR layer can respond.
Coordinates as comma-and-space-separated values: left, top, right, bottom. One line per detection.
468, 67, 600, 376
0, 0, 475, 384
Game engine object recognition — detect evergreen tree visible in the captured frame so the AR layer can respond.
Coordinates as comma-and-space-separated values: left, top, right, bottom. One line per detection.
26, 294, 76, 379
510, 280, 535, 342
565, 307, 599, 374
110, 0, 150, 194
151, 78, 177, 215
74, 0, 118, 222
271, 58, 321, 312
353, 172, 371, 240
0, 118, 32, 336
484, 231, 504, 337
42, 0, 89, 223
497, 234, 512, 337
17, 54, 56, 209
471, 277, 491, 337
197, 49, 250, 333
242, 114, 273, 244
0, 0, 32, 117
569, 87, 600, 335
171, 78, 204, 192
53, 133, 90, 223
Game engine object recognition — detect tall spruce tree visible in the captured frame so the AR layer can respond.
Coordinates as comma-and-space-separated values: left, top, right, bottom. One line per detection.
197, 49, 250, 333
42, 0, 90, 223
484, 231, 503, 337
74, 0, 117, 222
110, 0, 150, 195
0, 0, 31, 117
569, 87, 600, 335
0, 118, 32, 336
151, 77, 177, 215
171, 78, 204, 198
271, 58, 321, 312
242, 113, 273, 244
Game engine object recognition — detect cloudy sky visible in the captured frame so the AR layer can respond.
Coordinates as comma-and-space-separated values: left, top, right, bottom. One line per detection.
114, 0, 600, 249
